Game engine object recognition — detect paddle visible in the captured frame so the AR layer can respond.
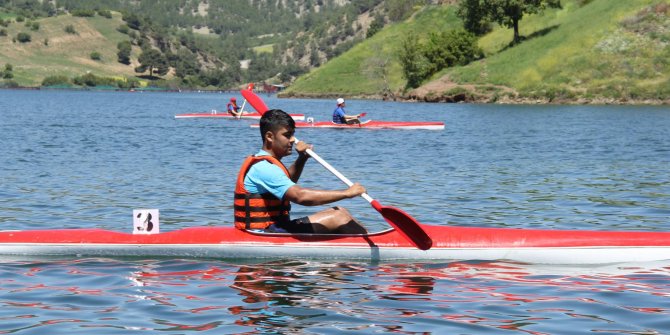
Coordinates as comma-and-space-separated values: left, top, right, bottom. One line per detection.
238, 90, 430, 249
238, 99, 247, 119
296, 137, 432, 250
237, 83, 254, 117
241, 89, 269, 115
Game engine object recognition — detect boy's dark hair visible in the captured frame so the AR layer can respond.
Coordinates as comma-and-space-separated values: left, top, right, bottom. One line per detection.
259, 109, 295, 141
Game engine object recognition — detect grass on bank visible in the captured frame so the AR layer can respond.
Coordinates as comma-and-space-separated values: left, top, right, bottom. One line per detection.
448, 0, 670, 101
0, 12, 143, 86
284, 0, 670, 102
284, 5, 462, 97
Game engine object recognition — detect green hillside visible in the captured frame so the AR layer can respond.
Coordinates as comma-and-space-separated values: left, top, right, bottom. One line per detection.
0, 13, 142, 86
0, 0, 390, 90
282, 5, 463, 99
283, 0, 670, 103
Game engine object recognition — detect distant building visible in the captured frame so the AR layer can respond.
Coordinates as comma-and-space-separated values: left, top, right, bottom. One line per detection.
263, 83, 285, 93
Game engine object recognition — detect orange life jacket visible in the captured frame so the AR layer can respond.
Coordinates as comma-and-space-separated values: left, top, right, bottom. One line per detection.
234, 155, 291, 230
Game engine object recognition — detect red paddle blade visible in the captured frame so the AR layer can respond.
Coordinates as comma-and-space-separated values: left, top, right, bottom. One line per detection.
240, 89, 269, 114
371, 201, 432, 250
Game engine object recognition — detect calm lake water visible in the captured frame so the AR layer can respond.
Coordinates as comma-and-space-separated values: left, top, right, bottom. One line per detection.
0, 89, 669, 334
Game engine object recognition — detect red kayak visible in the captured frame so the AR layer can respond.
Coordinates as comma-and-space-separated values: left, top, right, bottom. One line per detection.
251, 119, 445, 130
175, 111, 305, 121
240, 89, 444, 130
1, 224, 669, 264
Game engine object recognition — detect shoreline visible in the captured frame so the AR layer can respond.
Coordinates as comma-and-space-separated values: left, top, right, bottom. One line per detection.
278, 91, 670, 106
3, 86, 668, 105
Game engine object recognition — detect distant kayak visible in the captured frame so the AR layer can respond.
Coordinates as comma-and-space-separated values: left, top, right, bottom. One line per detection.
251, 119, 445, 130
175, 111, 305, 121
239, 89, 443, 130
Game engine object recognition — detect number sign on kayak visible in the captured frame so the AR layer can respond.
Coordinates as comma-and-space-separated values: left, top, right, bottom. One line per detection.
133, 209, 160, 234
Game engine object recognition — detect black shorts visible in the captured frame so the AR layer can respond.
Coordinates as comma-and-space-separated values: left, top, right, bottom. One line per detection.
267, 216, 314, 234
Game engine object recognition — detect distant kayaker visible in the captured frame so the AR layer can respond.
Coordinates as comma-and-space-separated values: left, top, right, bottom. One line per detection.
332, 98, 363, 124
234, 109, 368, 234
227, 97, 242, 118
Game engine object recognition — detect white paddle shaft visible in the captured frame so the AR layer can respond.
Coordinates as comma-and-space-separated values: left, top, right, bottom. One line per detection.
296, 139, 374, 203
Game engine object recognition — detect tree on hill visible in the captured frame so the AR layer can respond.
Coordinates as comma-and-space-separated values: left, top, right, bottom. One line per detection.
135, 49, 169, 78
2, 63, 13, 79
122, 12, 142, 30
367, 13, 384, 38
458, 0, 562, 44
399, 29, 481, 89
386, 0, 420, 22
399, 35, 428, 89
456, 0, 491, 35
0, 0, 394, 88
171, 48, 200, 79
117, 41, 132, 64
16, 32, 31, 43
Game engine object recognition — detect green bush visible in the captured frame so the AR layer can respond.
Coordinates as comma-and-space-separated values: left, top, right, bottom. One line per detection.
398, 35, 430, 89
423, 29, 482, 73
122, 12, 142, 30
90, 51, 102, 61
0, 80, 20, 88
26, 21, 39, 31
64, 25, 76, 34
98, 10, 113, 19
117, 40, 132, 64
42, 75, 71, 86
367, 14, 384, 38
16, 32, 31, 43
117, 77, 140, 89
73, 73, 101, 86
72, 73, 119, 87
400, 28, 482, 88
71, 9, 95, 17
117, 24, 129, 35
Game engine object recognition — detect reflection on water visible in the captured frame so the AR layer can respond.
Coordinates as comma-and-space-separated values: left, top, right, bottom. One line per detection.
1, 259, 670, 334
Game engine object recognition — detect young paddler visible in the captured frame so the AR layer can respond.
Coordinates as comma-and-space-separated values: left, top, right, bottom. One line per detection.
234, 109, 368, 234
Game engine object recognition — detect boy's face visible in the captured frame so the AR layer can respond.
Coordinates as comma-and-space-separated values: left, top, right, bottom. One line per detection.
266, 126, 295, 158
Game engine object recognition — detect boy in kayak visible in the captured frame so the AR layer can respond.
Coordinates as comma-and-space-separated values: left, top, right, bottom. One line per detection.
332, 98, 363, 124
227, 97, 242, 118
234, 109, 368, 234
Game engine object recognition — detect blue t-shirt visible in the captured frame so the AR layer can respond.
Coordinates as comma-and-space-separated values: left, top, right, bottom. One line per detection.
243, 150, 295, 200
333, 106, 346, 124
